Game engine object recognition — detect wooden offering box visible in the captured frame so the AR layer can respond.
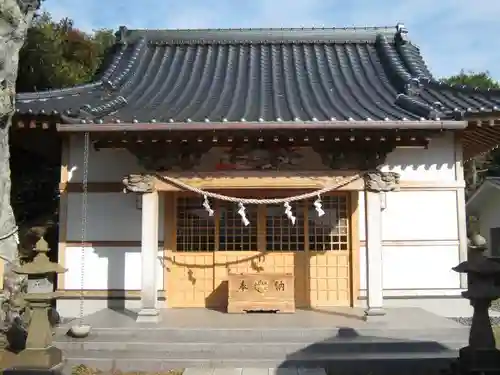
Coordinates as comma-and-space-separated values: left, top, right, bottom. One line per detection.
227, 272, 295, 313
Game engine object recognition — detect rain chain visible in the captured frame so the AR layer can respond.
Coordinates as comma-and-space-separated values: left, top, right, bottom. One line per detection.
156, 172, 363, 226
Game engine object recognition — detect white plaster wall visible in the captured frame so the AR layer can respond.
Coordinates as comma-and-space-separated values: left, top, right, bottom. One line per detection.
68, 134, 145, 183
65, 193, 165, 290
64, 246, 164, 290
358, 132, 463, 294
381, 191, 458, 241
380, 133, 456, 181
66, 192, 165, 242
358, 245, 460, 290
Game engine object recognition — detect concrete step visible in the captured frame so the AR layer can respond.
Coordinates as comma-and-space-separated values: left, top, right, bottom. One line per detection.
62, 349, 458, 374
55, 326, 469, 344
55, 337, 465, 354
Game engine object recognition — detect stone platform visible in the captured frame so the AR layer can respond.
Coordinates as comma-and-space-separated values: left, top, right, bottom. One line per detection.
56, 307, 468, 374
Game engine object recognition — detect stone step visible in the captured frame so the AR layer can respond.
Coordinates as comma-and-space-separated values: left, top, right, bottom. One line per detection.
183, 369, 326, 375
62, 349, 458, 374
55, 326, 469, 344
55, 338, 465, 354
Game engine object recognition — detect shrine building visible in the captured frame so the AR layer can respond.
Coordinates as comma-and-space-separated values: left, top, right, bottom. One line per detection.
13, 24, 500, 320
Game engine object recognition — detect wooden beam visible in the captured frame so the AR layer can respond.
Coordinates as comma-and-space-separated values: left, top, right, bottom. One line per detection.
57, 136, 70, 290
60, 182, 124, 193
57, 120, 466, 133
349, 191, 360, 307
61, 178, 465, 195
65, 240, 164, 247
154, 172, 363, 191
57, 289, 166, 299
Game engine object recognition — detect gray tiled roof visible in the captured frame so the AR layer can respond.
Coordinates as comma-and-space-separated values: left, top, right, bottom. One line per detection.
15, 25, 500, 125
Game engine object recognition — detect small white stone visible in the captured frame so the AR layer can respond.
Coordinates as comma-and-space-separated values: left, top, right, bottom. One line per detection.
186, 118, 192, 122
312, 117, 318, 121
222, 118, 228, 122
169, 118, 174, 123
205, 118, 210, 122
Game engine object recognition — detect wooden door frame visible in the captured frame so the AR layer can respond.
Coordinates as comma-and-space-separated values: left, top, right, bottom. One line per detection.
162, 189, 360, 308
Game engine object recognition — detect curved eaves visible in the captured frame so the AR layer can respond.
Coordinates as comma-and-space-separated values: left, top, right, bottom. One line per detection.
16, 44, 125, 102
394, 39, 500, 115
15, 39, 148, 117
375, 34, 443, 119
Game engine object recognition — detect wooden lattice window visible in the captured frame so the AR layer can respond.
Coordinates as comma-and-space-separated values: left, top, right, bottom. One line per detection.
218, 202, 258, 251
176, 197, 216, 252
175, 194, 349, 252
265, 202, 305, 251
308, 195, 349, 251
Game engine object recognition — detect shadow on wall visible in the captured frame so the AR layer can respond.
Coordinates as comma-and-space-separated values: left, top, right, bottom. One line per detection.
92, 247, 164, 311
103, 246, 127, 311
277, 327, 455, 375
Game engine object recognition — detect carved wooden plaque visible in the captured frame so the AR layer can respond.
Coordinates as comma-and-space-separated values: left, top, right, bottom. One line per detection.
227, 272, 295, 313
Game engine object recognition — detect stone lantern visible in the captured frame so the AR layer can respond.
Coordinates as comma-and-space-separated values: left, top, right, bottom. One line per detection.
7, 236, 67, 371
450, 234, 500, 374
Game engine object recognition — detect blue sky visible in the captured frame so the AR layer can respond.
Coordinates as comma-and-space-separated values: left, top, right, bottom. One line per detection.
42, 0, 500, 81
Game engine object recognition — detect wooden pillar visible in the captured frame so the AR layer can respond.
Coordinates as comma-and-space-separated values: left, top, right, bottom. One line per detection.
57, 135, 71, 291
363, 171, 400, 321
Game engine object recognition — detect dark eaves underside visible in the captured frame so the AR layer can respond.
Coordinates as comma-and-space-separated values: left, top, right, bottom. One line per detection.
14, 25, 500, 128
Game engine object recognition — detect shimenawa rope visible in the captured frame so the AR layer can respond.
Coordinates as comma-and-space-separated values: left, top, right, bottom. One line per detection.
154, 172, 364, 205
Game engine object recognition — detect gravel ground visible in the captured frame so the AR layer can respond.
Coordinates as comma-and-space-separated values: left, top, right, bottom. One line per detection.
450, 316, 500, 326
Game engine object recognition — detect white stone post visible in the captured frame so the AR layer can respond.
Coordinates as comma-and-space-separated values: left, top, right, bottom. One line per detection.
137, 190, 160, 322
364, 190, 384, 318
363, 171, 400, 321
122, 174, 161, 323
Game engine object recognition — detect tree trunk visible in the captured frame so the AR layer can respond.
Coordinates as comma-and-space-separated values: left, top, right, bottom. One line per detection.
0, 0, 41, 347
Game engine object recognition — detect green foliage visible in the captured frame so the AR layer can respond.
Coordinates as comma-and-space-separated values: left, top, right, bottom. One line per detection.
442, 70, 500, 89
11, 12, 113, 235
442, 71, 500, 196
16, 12, 115, 92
